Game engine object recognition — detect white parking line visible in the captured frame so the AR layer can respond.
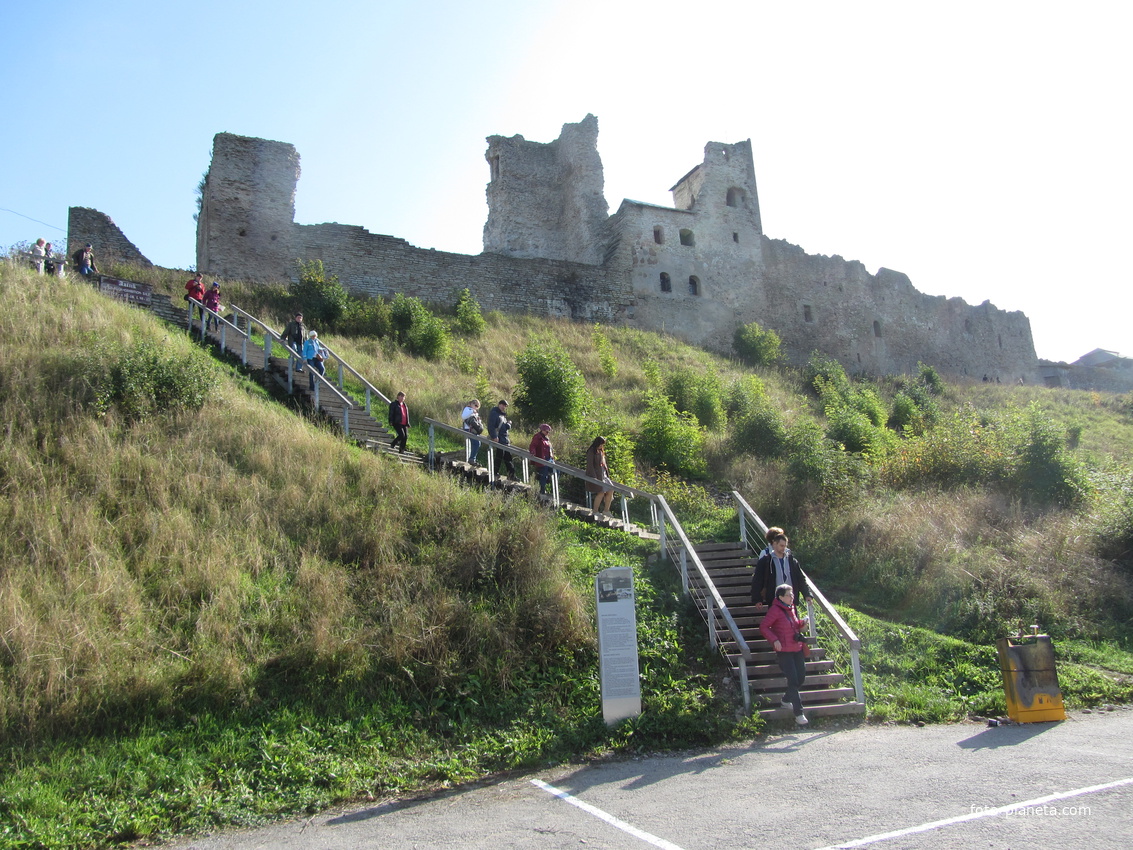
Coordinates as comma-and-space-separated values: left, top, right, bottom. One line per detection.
531, 779, 687, 850
812, 775, 1133, 850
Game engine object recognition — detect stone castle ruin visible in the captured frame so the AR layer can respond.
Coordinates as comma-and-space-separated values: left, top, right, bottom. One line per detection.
80, 116, 1043, 381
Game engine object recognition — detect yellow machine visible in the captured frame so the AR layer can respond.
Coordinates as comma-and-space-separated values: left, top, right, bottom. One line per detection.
996, 633, 1067, 723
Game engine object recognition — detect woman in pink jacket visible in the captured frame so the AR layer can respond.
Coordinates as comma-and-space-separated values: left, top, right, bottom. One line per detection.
759, 583, 810, 725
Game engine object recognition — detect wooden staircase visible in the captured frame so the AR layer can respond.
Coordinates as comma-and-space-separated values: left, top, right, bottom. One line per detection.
692, 542, 866, 721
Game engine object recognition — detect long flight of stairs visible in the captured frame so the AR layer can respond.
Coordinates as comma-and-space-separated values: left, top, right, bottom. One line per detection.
691, 542, 866, 721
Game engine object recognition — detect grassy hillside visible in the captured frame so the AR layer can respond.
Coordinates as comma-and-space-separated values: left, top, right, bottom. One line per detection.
3, 258, 1132, 848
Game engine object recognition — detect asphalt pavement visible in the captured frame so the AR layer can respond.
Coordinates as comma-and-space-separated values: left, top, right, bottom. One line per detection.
169, 708, 1133, 850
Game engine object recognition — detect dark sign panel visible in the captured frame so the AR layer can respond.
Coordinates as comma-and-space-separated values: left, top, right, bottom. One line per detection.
98, 277, 153, 307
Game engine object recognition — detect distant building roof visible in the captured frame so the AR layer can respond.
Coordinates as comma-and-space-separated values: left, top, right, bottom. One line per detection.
1073, 348, 1129, 368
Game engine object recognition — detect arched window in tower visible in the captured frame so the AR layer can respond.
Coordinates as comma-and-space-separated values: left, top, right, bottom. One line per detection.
653, 226, 664, 245
688, 276, 700, 296
679, 228, 695, 246
659, 272, 671, 292
873, 320, 882, 338
726, 187, 746, 208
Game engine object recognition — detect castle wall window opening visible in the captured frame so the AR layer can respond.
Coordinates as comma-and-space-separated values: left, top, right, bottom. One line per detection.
660, 272, 671, 292
653, 226, 664, 244
803, 304, 813, 323
726, 187, 746, 208
873, 320, 882, 338
679, 228, 695, 246
688, 276, 700, 296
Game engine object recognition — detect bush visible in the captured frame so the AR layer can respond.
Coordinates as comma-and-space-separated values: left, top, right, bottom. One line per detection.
725, 375, 766, 420
786, 420, 869, 504
452, 289, 486, 337
729, 401, 788, 458
804, 351, 851, 399
665, 366, 726, 431
291, 260, 350, 329
1012, 405, 1086, 507
637, 392, 707, 477
918, 362, 945, 396
592, 325, 617, 379
336, 295, 393, 338
391, 294, 451, 360
91, 340, 215, 422
733, 321, 782, 366
513, 338, 588, 428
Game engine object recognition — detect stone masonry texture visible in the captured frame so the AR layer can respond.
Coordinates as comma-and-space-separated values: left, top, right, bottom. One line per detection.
117, 118, 1050, 382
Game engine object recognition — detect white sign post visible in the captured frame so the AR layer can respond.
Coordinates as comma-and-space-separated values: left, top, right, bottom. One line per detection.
595, 567, 642, 725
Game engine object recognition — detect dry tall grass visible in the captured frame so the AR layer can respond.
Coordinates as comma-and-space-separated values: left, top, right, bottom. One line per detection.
0, 263, 590, 739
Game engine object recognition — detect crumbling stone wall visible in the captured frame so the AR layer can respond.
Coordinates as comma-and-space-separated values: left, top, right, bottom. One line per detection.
197, 133, 299, 281
67, 207, 152, 267
187, 122, 1039, 382
483, 114, 608, 265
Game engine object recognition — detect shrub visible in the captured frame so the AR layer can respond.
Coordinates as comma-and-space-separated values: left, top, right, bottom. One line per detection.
637, 392, 707, 477
729, 401, 788, 458
665, 366, 726, 431
803, 351, 851, 399
513, 338, 588, 428
452, 289, 486, 337
339, 295, 393, 338
826, 404, 895, 456
1012, 404, 1086, 507
291, 260, 350, 329
786, 420, 868, 504
725, 375, 766, 420
391, 294, 451, 360
91, 340, 215, 422
733, 321, 782, 366
592, 325, 617, 378
918, 362, 945, 396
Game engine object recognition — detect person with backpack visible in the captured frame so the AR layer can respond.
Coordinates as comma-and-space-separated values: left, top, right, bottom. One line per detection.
302, 330, 328, 392
461, 399, 484, 465
72, 243, 97, 276
488, 400, 516, 478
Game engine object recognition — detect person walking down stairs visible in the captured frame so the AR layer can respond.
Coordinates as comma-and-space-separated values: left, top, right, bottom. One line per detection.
529, 423, 554, 494
283, 312, 306, 373
388, 391, 410, 453
461, 399, 484, 466
760, 583, 810, 726
302, 331, 328, 392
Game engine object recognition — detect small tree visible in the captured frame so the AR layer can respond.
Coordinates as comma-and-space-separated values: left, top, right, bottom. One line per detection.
514, 339, 587, 428
733, 321, 782, 366
453, 288, 486, 337
291, 259, 350, 329
592, 324, 617, 378
638, 392, 707, 477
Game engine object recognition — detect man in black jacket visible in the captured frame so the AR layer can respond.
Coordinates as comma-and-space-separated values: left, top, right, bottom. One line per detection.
752, 530, 808, 608
388, 392, 410, 453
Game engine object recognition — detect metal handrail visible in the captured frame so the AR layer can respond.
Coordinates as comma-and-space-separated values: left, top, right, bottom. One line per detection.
209, 303, 356, 435
731, 490, 865, 705
654, 494, 753, 708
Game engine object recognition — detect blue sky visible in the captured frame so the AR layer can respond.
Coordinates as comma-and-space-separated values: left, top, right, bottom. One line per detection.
3, 0, 1129, 364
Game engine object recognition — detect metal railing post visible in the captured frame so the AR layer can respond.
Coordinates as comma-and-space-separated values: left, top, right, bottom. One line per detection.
851, 646, 864, 704
428, 424, 436, 470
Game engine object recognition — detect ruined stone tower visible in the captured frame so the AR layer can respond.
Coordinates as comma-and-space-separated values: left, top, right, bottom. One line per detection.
196, 133, 300, 280
482, 114, 608, 265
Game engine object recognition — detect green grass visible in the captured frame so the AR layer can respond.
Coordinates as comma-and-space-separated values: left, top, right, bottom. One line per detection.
3, 259, 1133, 848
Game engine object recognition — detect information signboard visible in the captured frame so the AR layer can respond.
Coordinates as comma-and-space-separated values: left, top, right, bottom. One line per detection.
98, 276, 153, 307
595, 566, 642, 725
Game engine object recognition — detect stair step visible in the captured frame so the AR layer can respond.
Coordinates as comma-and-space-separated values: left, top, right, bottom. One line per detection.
742, 672, 847, 690
757, 701, 866, 721
755, 687, 857, 706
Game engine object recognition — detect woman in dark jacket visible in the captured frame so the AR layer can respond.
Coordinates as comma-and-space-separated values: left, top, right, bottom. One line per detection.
752, 529, 807, 608
759, 583, 810, 725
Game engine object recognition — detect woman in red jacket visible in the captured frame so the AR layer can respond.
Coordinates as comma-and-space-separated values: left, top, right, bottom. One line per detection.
758, 583, 810, 725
